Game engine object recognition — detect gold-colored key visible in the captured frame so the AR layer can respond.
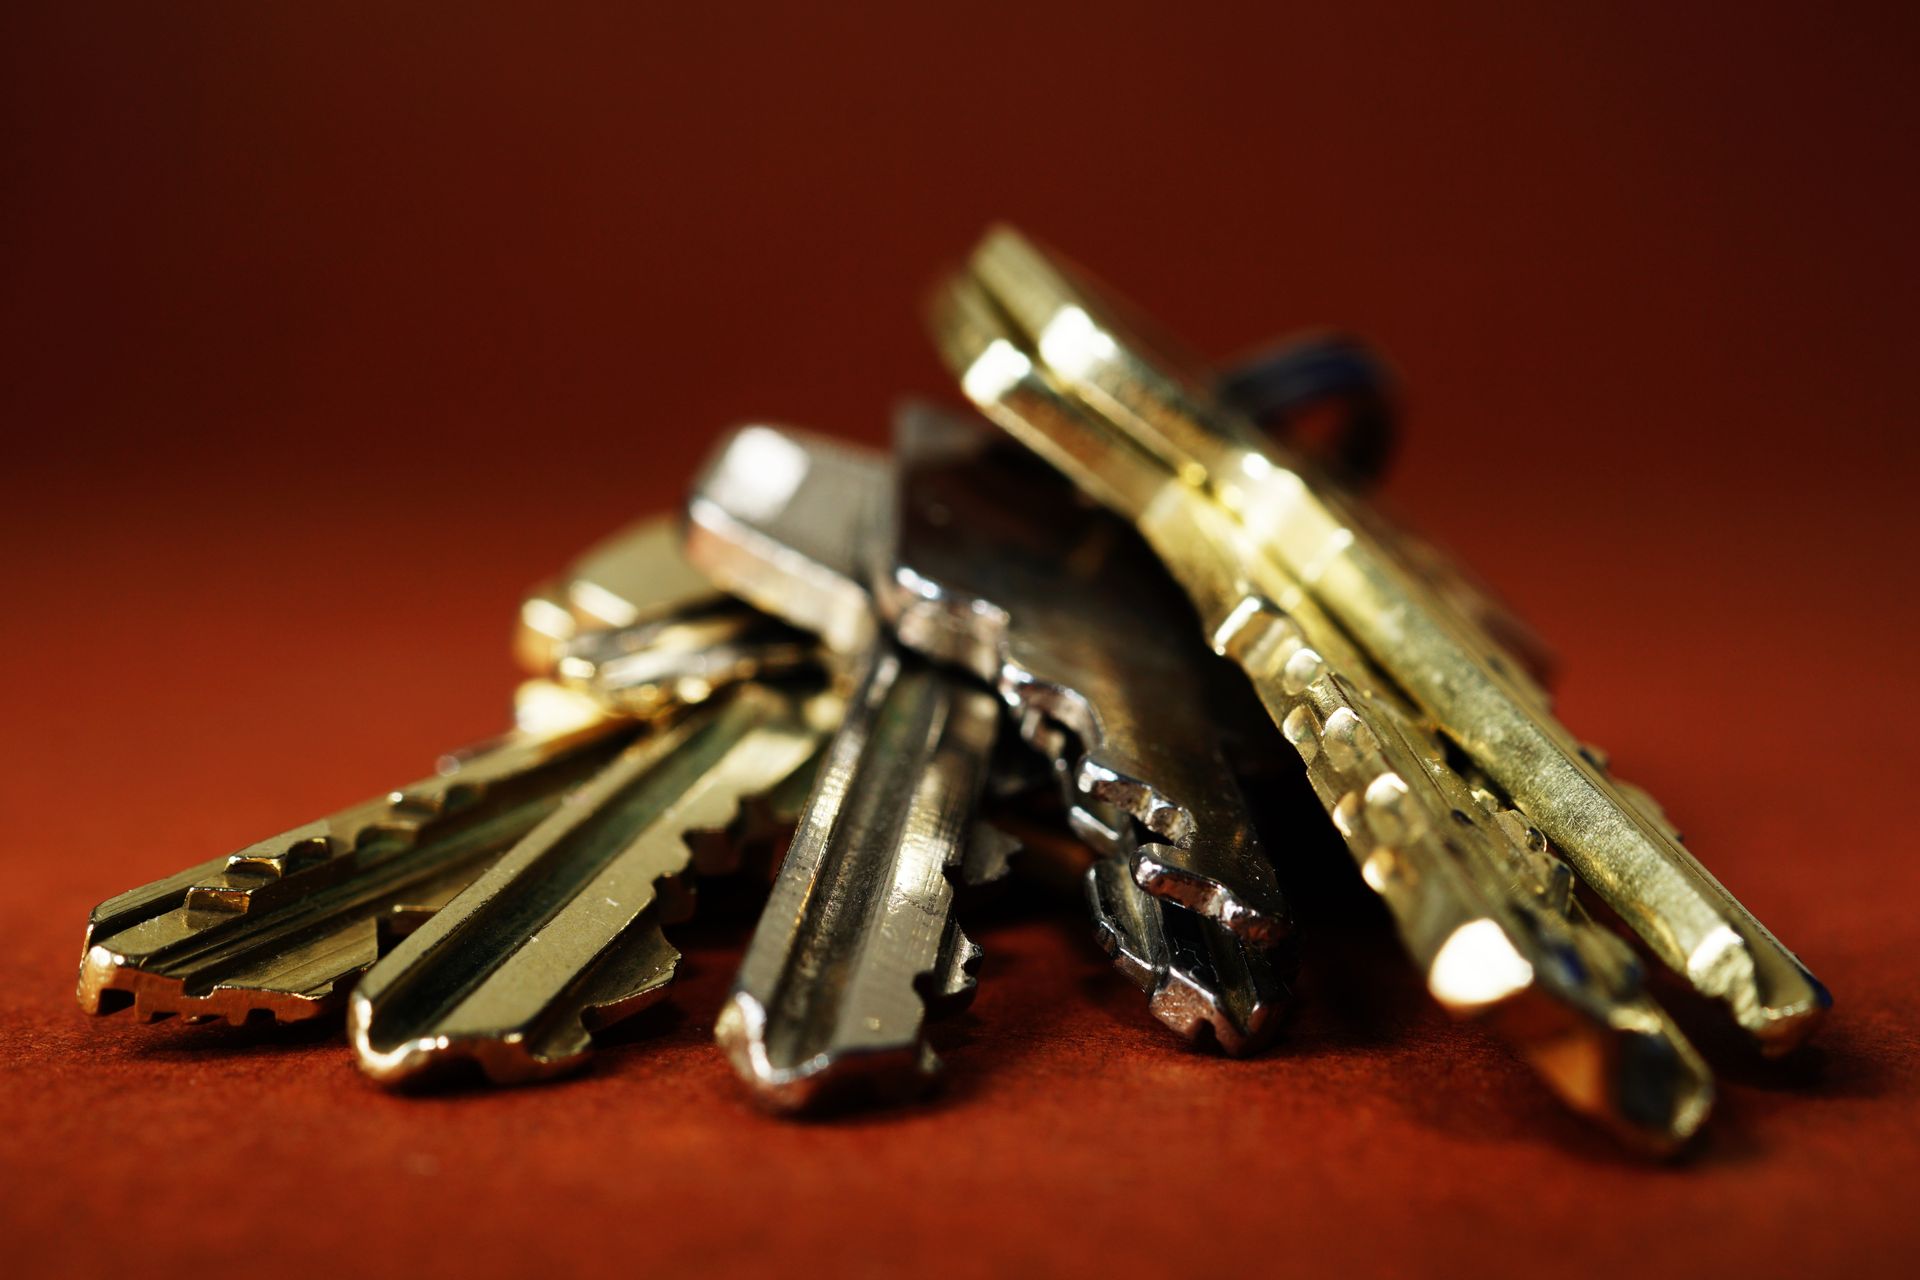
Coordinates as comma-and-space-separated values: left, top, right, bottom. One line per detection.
350, 682, 830, 1085
80, 522, 811, 1032
933, 267, 1721, 1150
78, 686, 638, 1025
515, 517, 718, 675
517, 514, 817, 718
951, 225, 1829, 1051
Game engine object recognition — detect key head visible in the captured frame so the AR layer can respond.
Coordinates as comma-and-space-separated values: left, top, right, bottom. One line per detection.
684, 424, 890, 656
515, 516, 722, 676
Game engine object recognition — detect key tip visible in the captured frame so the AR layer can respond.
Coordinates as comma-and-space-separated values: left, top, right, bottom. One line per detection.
713, 992, 817, 1115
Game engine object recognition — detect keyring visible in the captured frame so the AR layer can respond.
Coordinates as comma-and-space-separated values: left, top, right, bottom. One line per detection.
1218, 332, 1399, 489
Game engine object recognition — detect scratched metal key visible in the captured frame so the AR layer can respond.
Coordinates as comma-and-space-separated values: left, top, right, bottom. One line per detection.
933, 268, 1719, 1150
879, 401, 1290, 1052
517, 513, 817, 718
687, 425, 1011, 1110
78, 687, 638, 1025
350, 682, 828, 1085
957, 225, 1829, 1062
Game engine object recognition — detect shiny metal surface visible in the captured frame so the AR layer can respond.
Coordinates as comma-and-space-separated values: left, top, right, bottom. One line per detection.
932, 268, 1717, 1150
556, 609, 816, 718
350, 685, 823, 1085
78, 700, 637, 1025
884, 402, 1289, 943
880, 402, 1290, 1052
688, 425, 1007, 1109
685, 425, 890, 658
513, 516, 721, 675
959, 225, 1827, 1057
1085, 855, 1283, 1054
518, 512, 821, 716
716, 647, 1004, 1110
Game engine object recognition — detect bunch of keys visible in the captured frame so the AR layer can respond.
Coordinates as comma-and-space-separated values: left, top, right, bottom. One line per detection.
75, 225, 1827, 1152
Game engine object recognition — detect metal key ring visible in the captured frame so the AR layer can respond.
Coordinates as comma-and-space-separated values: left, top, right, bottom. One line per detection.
1217, 332, 1399, 490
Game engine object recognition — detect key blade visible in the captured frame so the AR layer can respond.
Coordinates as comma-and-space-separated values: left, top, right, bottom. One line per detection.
78, 711, 637, 1024
969, 224, 1266, 492
1176, 496, 1718, 1149
963, 225, 1828, 1056
716, 646, 1002, 1112
349, 685, 822, 1086
882, 400, 1291, 949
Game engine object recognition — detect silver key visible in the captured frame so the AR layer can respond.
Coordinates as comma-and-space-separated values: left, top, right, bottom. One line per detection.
879, 403, 1290, 1052
689, 425, 1009, 1110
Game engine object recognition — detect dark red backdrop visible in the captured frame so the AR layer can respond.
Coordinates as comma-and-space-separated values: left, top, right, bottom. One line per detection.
4, 5, 1917, 1276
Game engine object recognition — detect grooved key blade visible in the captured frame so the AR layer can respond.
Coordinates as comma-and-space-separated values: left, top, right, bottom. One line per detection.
350, 684, 826, 1086
714, 646, 1003, 1109
688, 425, 1009, 1110
880, 401, 1293, 1052
78, 696, 639, 1025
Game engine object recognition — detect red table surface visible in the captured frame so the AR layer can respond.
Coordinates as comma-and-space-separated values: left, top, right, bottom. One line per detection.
4, 5, 1918, 1277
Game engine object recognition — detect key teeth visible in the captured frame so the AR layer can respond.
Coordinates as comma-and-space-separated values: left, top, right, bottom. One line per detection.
178, 769, 481, 917
1085, 858, 1286, 1056
1148, 968, 1280, 1058
1076, 752, 1194, 846
78, 941, 344, 1024
919, 922, 984, 1017
224, 833, 335, 882
959, 821, 1019, 888
1131, 844, 1291, 949
1232, 593, 1729, 1138
1051, 711, 1292, 950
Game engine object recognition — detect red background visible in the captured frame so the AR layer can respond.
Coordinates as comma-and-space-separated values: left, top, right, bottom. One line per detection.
4, 5, 1917, 1276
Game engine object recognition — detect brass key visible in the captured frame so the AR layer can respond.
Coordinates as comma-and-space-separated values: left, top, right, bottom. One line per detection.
957, 225, 1827, 1058
78, 690, 637, 1025
349, 683, 827, 1085
933, 268, 1717, 1150
518, 513, 817, 718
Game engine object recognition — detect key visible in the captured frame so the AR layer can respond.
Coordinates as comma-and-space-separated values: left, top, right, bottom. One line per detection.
556, 610, 817, 720
880, 401, 1291, 1052
517, 513, 818, 717
958, 225, 1828, 1057
687, 425, 1009, 1110
1220, 333, 1554, 690
932, 271, 1716, 1150
515, 517, 716, 674
78, 687, 639, 1025
349, 683, 827, 1085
